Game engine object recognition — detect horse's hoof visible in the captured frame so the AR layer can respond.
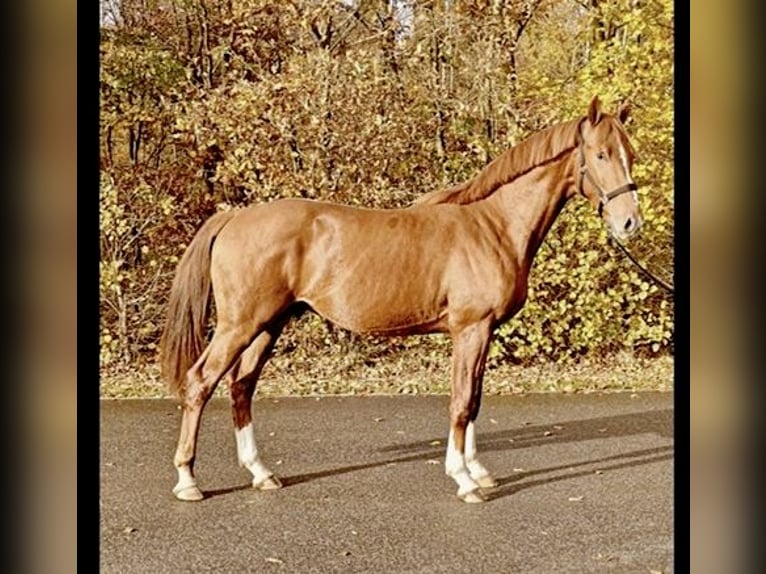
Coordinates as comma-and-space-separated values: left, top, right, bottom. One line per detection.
459, 490, 486, 504
173, 484, 204, 501
475, 475, 498, 489
253, 476, 282, 490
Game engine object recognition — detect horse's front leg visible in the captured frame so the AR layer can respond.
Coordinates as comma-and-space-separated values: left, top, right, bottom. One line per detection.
464, 347, 498, 488
465, 421, 498, 489
445, 320, 493, 503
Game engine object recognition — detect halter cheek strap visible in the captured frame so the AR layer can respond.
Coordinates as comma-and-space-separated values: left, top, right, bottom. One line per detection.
576, 122, 638, 217
597, 183, 638, 216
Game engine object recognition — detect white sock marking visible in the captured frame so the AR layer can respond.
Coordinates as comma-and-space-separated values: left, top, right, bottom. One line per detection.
465, 422, 477, 462
445, 428, 479, 496
465, 422, 491, 480
235, 423, 272, 483
175, 466, 196, 490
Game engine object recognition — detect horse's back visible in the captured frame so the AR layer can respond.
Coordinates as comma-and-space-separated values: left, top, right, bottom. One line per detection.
209, 198, 464, 332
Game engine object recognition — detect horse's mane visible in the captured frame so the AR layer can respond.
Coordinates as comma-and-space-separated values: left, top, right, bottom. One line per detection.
414, 117, 584, 206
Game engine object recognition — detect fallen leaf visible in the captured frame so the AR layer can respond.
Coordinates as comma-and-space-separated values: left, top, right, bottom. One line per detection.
543, 430, 553, 437
268, 432, 276, 437
351, 530, 358, 535
265, 557, 284, 565
568, 496, 584, 502
553, 425, 564, 430
104, 462, 114, 467
342, 551, 352, 557
429, 440, 441, 446
595, 553, 616, 562
513, 467, 524, 472
373, 417, 384, 422
598, 428, 607, 433
426, 459, 440, 465
396, 430, 405, 435
275, 460, 283, 465
122, 527, 136, 534
489, 418, 498, 424
650, 570, 663, 574
630, 393, 639, 399
595, 470, 604, 475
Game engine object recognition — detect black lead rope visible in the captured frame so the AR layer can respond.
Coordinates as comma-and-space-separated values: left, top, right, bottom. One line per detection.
610, 237, 675, 294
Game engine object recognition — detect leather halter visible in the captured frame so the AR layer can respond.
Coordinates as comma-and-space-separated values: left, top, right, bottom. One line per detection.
576, 121, 638, 217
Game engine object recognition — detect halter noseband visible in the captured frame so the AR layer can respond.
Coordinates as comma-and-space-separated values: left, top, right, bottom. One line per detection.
576, 121, 638, 217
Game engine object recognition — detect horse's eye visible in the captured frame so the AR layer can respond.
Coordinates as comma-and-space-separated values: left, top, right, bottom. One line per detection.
597, 151, 607, 160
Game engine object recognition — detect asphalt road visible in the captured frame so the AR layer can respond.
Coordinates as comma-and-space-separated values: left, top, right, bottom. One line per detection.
100, 393, 674, 573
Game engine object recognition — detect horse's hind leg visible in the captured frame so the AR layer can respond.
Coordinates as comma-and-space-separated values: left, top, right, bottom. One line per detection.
226, 319, 286, 491
172, 324, 258, 501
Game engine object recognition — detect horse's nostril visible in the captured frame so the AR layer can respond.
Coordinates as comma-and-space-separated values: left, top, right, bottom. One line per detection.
624, 218, 634, 232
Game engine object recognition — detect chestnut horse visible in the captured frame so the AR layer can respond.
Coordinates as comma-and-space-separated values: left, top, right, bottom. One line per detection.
160, 97, 641, 503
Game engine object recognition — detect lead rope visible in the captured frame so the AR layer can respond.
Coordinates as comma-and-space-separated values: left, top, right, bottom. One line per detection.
610, 237, 675, 294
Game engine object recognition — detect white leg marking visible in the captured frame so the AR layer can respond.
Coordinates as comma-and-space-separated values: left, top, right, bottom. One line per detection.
465, 422, 491, 481
175, 466, 196, 490
235, 423, 273, 484
173, 465, 203, 500
445, 428, 480, 497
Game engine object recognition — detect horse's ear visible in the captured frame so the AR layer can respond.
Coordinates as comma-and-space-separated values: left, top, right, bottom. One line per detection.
587, 96, 602, 125
617, 102, 631, 124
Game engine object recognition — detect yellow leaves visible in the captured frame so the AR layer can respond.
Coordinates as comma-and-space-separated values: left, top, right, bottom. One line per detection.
494, 203, 673, 363
159, 197, 174, 216
99, 2, 674, 371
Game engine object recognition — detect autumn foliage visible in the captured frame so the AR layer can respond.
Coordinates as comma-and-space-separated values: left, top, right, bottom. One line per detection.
99, 0, 674, 375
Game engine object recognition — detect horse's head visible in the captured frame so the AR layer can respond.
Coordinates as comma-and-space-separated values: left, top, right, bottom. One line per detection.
576, 96, 642, 241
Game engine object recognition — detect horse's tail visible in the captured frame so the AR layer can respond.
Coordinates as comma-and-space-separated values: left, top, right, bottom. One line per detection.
159, 210, 238, 398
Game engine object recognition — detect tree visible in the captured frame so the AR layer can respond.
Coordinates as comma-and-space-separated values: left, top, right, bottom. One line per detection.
100, 0, 674, 374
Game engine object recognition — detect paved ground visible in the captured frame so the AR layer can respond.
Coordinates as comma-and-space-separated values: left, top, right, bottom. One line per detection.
100, 393, 674, 573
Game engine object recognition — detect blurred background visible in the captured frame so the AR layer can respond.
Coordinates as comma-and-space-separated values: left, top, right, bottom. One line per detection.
21, 0, 77, 572
690, 1, 749, 573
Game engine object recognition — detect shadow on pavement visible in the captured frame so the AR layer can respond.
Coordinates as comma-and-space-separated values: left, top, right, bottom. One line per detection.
378, 408, 673, 455
488, 445, 673, 501
201, 408, 673, 500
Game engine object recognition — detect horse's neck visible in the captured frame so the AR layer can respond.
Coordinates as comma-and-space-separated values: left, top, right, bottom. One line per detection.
482, 152, 576, 269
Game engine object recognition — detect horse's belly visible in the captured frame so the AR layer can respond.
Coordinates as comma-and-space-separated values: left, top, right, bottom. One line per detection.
302, 276, 448, 335
291, 204, 454, 334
